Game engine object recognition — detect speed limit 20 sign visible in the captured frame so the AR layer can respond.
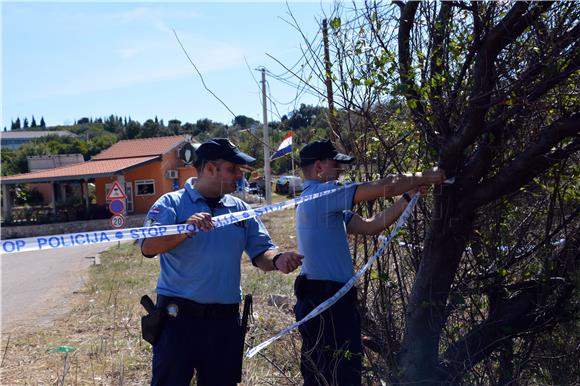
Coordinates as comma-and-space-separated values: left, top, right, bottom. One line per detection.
110, 214, 126, 229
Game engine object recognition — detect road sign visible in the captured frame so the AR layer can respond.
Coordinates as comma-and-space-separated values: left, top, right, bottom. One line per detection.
110, 214, 125, 228
109, 199, 125, 214
106, 181, 127, 200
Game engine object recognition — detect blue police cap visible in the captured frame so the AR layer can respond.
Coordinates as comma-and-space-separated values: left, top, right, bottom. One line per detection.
299, 139, 354, 167
195, 138, 256, 166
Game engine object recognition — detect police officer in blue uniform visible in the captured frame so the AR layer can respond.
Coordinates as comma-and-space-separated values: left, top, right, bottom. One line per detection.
141, 138, 303, 386
295, 139, 445, 386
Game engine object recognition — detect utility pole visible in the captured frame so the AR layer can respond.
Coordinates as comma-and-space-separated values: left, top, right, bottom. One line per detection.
261, 68, 272, 205
322, 19, 339, 142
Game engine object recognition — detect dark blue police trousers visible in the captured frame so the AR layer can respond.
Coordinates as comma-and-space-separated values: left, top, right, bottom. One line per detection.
295, 292, 362, 386
151, 301, 241, 386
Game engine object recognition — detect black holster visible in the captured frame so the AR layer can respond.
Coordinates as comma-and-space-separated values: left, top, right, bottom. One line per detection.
140, 295, 165, 345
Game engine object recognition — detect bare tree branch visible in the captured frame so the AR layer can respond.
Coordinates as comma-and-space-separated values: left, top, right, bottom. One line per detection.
429, 2, 453, 137
462, 113, 580, 211
442, 280, 574, 381
441, 233, 579, 381
443, 2, 554, 164
397, 2, 431, 137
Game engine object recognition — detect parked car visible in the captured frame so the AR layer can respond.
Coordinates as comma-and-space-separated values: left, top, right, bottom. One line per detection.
275, 175, 303, 195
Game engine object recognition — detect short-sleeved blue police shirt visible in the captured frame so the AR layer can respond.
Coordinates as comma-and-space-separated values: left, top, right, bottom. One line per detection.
296, 180, 358, 283
142, 181, 275, 304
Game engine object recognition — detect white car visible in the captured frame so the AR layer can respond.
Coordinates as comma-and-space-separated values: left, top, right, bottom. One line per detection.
275, 175, 303, 194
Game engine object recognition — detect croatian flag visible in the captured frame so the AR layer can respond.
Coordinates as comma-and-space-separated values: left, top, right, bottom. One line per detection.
271, 133, 293, 161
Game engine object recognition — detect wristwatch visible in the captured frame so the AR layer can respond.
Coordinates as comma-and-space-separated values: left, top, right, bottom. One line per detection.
272, 253, 282, 270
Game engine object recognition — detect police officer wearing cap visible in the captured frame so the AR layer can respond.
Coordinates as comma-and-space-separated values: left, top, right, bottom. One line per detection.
294, 139, 446, 386
141, 138, 303, 386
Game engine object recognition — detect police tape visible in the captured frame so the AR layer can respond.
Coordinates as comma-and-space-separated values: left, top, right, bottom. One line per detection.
0, 183, 358, 254
245, 192, 419, 358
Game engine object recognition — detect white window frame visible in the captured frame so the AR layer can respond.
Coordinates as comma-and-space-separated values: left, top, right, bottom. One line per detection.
125, 182, 134, 213
135, 179, 156, 196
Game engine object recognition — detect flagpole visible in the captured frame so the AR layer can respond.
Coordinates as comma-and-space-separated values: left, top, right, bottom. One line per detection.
261, 69, 272, 205
291, 146, 295, 197
270, 132, 295, 197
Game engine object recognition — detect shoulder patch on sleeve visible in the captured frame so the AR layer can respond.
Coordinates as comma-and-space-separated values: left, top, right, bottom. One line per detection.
145, 206, 161, 225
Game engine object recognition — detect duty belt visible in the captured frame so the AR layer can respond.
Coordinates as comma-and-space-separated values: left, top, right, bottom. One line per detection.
157, 295, 239, 319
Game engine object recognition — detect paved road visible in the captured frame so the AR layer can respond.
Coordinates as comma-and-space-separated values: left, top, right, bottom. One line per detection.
1, 243, 111, 331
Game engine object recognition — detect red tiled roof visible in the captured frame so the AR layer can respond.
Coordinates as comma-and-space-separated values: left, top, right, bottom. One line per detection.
92, 135, 188, 160
0, 156, 160, 184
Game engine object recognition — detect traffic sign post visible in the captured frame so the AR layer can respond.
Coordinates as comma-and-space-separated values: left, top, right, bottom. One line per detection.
107, 182, 127, 234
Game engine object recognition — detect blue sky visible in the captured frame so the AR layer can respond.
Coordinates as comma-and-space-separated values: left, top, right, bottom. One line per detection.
2, 1, 337, 130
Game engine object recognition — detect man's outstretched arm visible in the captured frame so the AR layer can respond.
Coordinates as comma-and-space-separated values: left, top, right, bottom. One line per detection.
348, 186, 428, 236
353, 168, 445, 204
253, 250, 304, 274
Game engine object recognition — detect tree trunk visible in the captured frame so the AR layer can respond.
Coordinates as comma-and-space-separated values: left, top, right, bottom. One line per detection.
398, 193, 474, 383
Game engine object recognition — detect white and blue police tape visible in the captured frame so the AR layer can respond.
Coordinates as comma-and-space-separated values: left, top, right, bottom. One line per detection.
246, 192, 419, 358
0, 183, 358, 254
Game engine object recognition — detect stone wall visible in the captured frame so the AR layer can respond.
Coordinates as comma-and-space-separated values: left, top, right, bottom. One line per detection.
1, 215, 147, 240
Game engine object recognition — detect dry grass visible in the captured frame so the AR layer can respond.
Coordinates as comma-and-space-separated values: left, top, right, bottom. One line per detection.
1, 243, 157, 385
242, 204, 303, 386
0, 198, 303, 385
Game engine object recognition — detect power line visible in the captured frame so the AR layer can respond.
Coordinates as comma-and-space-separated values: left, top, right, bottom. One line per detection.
174, 30, 302, 164
266, 80, 283, 121
174, 30, 280, 158
173, 29, 237, 119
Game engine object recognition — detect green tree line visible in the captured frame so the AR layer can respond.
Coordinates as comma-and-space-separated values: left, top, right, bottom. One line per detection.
6, 115, 46, 130
2, 105, 332, 177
